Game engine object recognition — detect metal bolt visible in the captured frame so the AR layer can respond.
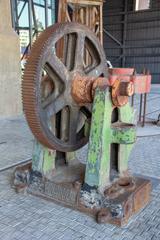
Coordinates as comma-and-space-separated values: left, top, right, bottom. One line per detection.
119, 82, 134, 97
97, 209, 111, 224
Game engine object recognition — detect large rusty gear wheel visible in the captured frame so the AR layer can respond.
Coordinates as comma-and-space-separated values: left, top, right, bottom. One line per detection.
22, 22, 108, 152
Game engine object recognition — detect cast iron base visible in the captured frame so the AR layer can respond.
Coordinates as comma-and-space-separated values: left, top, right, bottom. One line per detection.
13, 162, 151, 226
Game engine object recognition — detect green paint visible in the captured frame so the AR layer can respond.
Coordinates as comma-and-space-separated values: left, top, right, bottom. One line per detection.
43, 149, 55, 175
119, 144, 133, 175
111, 125, 136, 144
66, 152, 76, 162
119, 103, 135, 123
118, 104, 136, 175
32, 140, 56, 178
32, 140, 44, 172
85, 87, 136, 191
84, 119, 91, 137
85, 87, 112, 190
32, 140, 75, 179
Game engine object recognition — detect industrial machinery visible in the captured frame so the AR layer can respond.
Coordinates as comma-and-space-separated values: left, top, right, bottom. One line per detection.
14, 22, 151, 226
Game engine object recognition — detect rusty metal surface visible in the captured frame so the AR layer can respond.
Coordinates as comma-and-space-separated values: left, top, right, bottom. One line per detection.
119, 82, 134, 97
71, 75, 109, 104
71, 73, 135, 107
133, 180, 151, 213
97, 208, 111, 224
108, 68, 151, 124
98, 177, 151, 226
109, 68, 134, 76
111, 79, 134, 107
22, 22, 108, 152
13, 163, 151, 226
132, 74, 151, 94
71, 74, 94, 104
108, 68, 152, 95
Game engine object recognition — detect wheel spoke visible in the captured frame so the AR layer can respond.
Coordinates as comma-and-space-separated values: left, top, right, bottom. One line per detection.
69, 107, 79, 144
74, 33, 85, 70
77, 112, 87, 132
42, 92, 56, 109
46, 52, 69, 83
64, 33, 77, 71
44, 64, 63, 91
49, 115, 56, 135
44, 94, 66, 118
60, 107, 69, 142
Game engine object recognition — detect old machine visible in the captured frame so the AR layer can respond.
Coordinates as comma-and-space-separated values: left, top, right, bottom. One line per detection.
14, 22, 151, 226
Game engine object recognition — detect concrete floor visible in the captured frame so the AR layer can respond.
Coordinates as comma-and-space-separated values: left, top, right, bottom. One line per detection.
0, 85, 160, 239
0, 117, 33, 170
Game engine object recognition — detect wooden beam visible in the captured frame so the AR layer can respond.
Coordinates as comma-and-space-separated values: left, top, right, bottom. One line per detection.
58, 0, 104, 44
67, 0, 103, 6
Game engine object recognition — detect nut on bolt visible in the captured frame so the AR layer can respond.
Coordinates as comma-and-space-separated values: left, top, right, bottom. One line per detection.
119, 81, 134, 97
97, 208, 112, 224
112, 79, 134, 107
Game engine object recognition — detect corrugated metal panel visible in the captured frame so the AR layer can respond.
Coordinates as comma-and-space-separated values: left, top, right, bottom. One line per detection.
150, 0, 160, 8
103, 0, 160, 83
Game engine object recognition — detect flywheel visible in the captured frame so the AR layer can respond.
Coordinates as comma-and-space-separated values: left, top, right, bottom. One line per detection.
22, 22, 108, 152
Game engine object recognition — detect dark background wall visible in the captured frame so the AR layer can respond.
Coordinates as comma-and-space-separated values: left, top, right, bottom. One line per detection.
103, 0, 160, 83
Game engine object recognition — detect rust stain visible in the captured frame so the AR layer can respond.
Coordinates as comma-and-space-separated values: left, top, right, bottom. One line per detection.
71, 74, 94, 104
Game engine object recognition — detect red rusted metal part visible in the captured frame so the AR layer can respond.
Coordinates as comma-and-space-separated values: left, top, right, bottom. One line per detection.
108, 68, 151, 127
108, 68, 134, 85
109, 68, 134, 76
97, 208, 112, 224
132, 74, 151, 94
108, 68, 152, 94
100, 177, 151, 226
71, 75, 109, 104
72, 67, 151, 108
111, 79, 134, 107
71, 74, 94, 104
72, 74, 134, 107
91, 77, 109, 98
133, 179, 151, 213
108, 69, 151, 124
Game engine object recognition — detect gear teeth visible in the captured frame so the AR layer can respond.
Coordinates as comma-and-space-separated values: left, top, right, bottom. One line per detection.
22, 23, 61, 150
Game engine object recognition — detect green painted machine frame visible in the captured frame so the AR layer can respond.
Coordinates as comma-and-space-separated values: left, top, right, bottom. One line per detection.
32, 142, 75, 179
85, 86, 136, 191
31, 85, 136, 193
